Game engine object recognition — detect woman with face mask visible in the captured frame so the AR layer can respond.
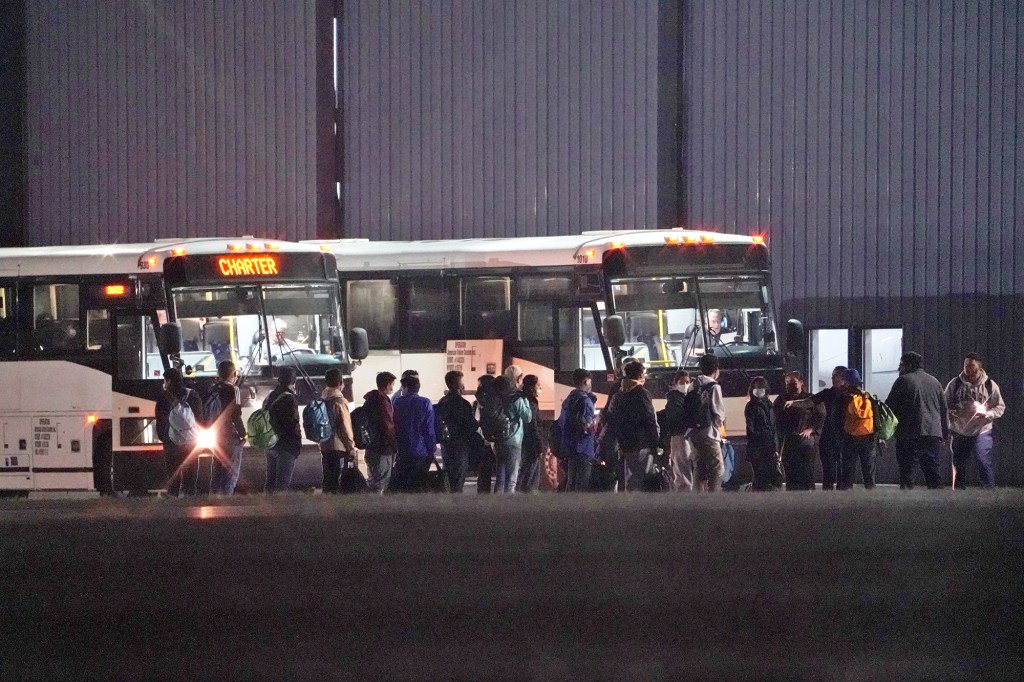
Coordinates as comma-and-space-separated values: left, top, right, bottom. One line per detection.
745, 376, 781, 490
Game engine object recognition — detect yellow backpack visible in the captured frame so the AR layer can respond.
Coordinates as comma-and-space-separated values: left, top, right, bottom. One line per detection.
843, 391, 875, 437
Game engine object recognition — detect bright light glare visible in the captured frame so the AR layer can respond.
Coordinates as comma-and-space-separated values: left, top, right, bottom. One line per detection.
196, 428, 217, 450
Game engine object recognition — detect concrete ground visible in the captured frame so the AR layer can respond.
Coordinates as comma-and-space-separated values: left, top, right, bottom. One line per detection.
1, 490, 1022, 681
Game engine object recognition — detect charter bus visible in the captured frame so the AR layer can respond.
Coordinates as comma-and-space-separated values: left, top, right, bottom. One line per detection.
0, 238, 364, 495
315, 229, 798, 436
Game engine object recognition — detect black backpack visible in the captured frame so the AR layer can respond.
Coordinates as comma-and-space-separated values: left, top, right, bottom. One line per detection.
350, 405, 375, 450
677, 382, 717, 431
480, 396, 514, 443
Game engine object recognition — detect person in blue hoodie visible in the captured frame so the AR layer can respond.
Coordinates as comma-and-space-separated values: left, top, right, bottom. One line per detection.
490, 375, 533, 493
392, 373, 436, 491
559, 369, 599, 492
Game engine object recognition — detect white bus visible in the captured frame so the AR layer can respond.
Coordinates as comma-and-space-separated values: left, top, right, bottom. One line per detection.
317, 229, 797, 434
0, 238, 364, 495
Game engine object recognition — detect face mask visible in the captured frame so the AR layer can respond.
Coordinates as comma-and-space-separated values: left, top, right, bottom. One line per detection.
676, 383, 691, 394
753, 388, 766, 399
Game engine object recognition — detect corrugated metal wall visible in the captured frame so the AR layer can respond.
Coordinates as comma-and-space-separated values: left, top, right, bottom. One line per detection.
0, 0, 26, 248
680, 0, 1024, 484
23, 0, 328, 245
338, 0, 660, 239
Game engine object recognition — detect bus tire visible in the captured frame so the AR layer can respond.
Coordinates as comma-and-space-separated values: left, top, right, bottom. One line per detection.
92, 426, 114, 496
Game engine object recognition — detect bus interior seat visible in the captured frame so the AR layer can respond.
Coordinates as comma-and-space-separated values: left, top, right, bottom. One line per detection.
205, 320, 232, 365
629, 312, 661, 361
180, 318, 201, 351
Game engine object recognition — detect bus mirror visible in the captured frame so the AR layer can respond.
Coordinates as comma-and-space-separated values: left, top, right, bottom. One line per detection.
348, 327, 369, 361
603, 315, 626, 348
158, 323, 183, 356
786, 319, 806, 355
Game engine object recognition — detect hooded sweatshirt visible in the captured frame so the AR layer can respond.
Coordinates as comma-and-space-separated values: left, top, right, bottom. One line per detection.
945, 371, 1005, 437
606, 378, 659, 453
692, 374, 726, 442
321, 386, 355, 453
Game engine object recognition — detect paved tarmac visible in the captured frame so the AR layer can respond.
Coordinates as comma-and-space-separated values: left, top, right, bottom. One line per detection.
1, 490, 1022, 681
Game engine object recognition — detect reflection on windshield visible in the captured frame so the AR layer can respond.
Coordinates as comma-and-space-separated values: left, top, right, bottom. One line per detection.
171, 284, 343, 378
609, 276, 777, 367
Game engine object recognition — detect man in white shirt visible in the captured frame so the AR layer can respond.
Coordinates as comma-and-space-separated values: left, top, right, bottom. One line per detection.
267, 318, 303, 361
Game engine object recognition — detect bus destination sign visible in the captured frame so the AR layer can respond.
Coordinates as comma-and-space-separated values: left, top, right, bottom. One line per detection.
217, 256, 280, 277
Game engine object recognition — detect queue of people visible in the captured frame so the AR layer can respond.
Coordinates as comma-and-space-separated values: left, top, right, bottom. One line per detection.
154, 350, 1006, 496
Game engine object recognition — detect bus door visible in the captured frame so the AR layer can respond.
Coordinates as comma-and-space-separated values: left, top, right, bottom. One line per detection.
555, 303, 614, 411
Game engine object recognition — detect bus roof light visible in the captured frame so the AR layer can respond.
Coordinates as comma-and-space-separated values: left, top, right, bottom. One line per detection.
265, 242, 281, 250
610, 241, 625, 250
319, 244, 332, 253
700, 234, 715, 244
752, 235, 765, 245
171, 248, 187, 256
683, 235, 699, 245
104, 284, 127, 296
86, 414, 98, 424
665, 235, 681, 245
228, 243, 244, 252
247, 243, 261, 251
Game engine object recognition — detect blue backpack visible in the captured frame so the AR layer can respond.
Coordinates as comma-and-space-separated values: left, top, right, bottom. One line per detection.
202, 387, 224, 428
303, 398, 333, 443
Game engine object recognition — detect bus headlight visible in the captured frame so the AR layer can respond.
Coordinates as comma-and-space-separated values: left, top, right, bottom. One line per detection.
196, 427, 217, 450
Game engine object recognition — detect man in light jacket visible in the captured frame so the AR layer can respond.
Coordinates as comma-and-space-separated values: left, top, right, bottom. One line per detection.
691, 354, 727, 492
945, 353, 1005, 488
885, 352, 949, 489
320, 368, 356, 493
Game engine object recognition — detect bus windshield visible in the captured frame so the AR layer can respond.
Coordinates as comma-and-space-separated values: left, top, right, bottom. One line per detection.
170, 283, 343, 378
608, 275, 777, 367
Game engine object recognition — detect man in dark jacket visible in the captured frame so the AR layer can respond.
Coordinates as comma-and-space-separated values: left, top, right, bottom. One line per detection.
363, 371, 397, 494
773, 371, 824, 490
787, 366, 848, 490
605, 361, 659, 491
263, 367, 302, 493
206, 360, 246, 495
392, 374, 436, 491
436, 370, 480, 492
886, 352, 949, 489
156, 367, 204, 497
558, 369, 598, 492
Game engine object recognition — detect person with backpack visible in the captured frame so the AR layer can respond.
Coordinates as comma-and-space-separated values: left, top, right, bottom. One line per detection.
663, 370, 695, 491
473, 375, 498, 493
944, 352, 1005, 489
604, 361, 659, 492
745, 376, 781, 491
155, 367, 204, 497
361, 371, 398, 494
558, 369, 599, 492
836, 369, 877, 490
204, 360, 246, 495
392, 373, 436, 491
516, 374, 545, 493
487, 376, 533, 494
885, 352, 950, 489
263, 367, 302, 493
320, 368, 357, 493
773, 371, 824, 491
435, 370, 480, 492
690, 354, 727, 492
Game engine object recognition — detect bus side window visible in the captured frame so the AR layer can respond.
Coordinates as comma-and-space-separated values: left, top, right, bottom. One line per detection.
0, 285, 15, 359
86, 309, 112, 351
30, 283, 80, 353
346, 280, 397, 349
462, 277, 512, 339
115, 314, 162, 380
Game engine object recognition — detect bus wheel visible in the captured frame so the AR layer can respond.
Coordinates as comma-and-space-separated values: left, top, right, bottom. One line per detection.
92, 428, 114, 496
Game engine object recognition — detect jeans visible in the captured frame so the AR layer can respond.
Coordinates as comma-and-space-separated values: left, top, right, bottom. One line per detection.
622, 449, 654, 492
441, 442, 470, 493
164, 443, 195, 497
952, 432, 995, 488
213, 439, 244, 495
493, 441, 523, 494
566, 457, 593, 492
669, 435, 694, 492
264, 446, 299, 493
691, 434, 724, 492
321, 448, 344, 493
781, 436, 817, 490
516, 447, 542, 493
748, 445, 783, 491
896, 436, 944, 489
364, 449, 395, 494
820, 437, 841, 490
838, 437, 875, 489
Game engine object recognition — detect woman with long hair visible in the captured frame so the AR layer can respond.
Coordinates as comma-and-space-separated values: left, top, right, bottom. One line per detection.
745, 376, 781, 490
517, 375, 545, 493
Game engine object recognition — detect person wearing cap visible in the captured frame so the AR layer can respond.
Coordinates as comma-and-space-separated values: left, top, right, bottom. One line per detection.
266, 317, 303, 361
944, 352, 1006, 488
836, 368, 877, 490
885, 352, 949, 489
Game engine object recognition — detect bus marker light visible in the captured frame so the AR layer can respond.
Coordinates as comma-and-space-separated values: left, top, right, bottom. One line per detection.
683, 235, 699, 245
665, 235, 681, 244
247, 243, 261, 250
228, 243, 244, 252
265, 243, 281, 250
86, 415, 98, 424
585, 248, 596, 259
752, 235, 765, 245
319, 244, 332, 253
172, 248, 187, 256
104, 284, 127, 296
610, 241, 625, 249
700, 234, 715, 244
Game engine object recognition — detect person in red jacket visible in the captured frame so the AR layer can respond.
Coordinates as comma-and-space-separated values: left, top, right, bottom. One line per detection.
362, 371, 397, 494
